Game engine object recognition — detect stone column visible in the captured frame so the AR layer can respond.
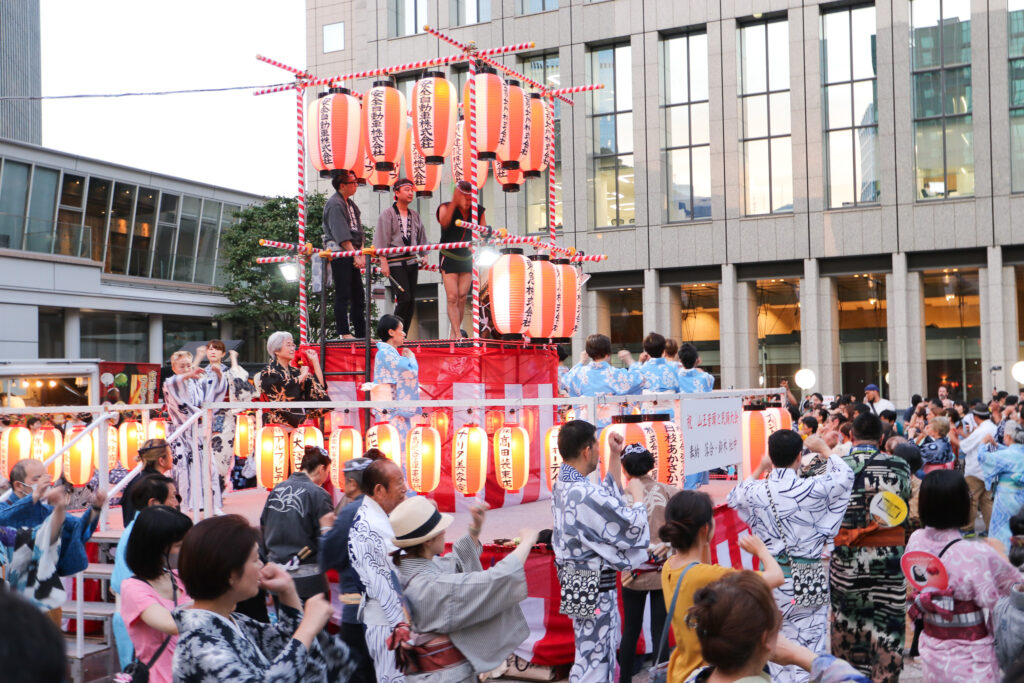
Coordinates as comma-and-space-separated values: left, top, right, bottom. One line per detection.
719, 264, 758, 389
64, 308, 81, 359
886, 253, 926, 406
148, 314, 163, 364
980, 246, 1019, 395
799, 259, 840, 396
642, 269, 682, 340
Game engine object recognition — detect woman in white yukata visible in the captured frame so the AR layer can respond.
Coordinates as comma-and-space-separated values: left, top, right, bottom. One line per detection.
163, 350, 227, 513
193, 342, 260, 486
388, 497, 537, 682
372, 314, 420, 445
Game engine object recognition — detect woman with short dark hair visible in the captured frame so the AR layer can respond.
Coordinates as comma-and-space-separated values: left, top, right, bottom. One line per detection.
903, 470, 1020, 682
371, 314, 420, 445
171, 515, 353, 682
120, 505, 193, 683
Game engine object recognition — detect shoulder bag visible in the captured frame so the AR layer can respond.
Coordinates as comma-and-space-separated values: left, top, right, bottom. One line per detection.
649, 560, 698, 683
120, 573, 178, 683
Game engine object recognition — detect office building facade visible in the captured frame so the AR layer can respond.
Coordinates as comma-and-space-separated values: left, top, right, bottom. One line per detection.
0, 0, 42, 144
307, 0, 1024, 405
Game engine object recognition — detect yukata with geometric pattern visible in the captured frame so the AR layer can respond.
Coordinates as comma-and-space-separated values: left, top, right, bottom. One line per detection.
904, 528, 1020, 682
552, 463, 650, 682
163, 371, 226, 513
171, 604, 354, 683
829, 444, 911, 683
727, 454, 854, 683
562, 361, 645, 429
205, 362, 259, 480
372, 341, 420, 445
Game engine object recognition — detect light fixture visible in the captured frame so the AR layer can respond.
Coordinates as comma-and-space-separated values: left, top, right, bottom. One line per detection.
474, 246, 500, 267
884, 372, 891, 385
1012, 361, 1024, 385
794, 368, 816, 390
35, 380, 43, 388
48, 380, 57, 388
279, 263, 299, 282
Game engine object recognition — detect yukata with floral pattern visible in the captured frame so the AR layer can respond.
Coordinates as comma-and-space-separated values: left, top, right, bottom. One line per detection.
830, 444, 911, 683
562, 361, 645, 429
205, 363, 259, 481
259, 359, 328, 428
904, 528, 1020, 682
372, 341, 420, 444
164, 370, 227, 512
677, 366, 715, 489
977, 442, 1024, 552
638, 357, 681, 417
171, 604, 354, 683
552, 463, 650, 682
727, 454, 854, 683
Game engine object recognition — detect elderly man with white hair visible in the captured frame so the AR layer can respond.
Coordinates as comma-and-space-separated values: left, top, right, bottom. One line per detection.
259, 331, 328, 428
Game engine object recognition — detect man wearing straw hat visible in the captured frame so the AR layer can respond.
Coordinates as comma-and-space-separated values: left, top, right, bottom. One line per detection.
374, 178, 428, 335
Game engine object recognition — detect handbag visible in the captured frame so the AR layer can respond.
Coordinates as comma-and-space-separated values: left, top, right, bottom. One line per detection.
557, 566, 601, 619
120, 573, 178, 683
764, 484, 830, 607
649, 560, 698, 683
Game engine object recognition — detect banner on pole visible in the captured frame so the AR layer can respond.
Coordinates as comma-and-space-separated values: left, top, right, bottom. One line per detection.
681, 397, 743, 475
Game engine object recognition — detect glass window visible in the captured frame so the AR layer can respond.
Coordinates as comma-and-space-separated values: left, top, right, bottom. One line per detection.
55, 174, 85, 258
755, 278, 801, 387
215, 204, 240, 287
38, 308, 65, 359
25, 167, 59, 254
413, 294, 440, 340
128, 188, 157, 277
163, 317, 218, 361
589, 43, 634, 227
837, 273, 888, 395
323, 22, 344, 52
517, 0, 557, 13
452, 0, 490, 24
679, 283, 721, 383
81, 311, 148, 363
822, 6, 879, 208
84, 177, 111, 263
106, 183, 136, 274
1010, 0, 1024, 191
390, 0, 427, 37
0, 160, 29, 250
740, 20, 793, 215
922, 268, 980, 400
153, 193, 179, 280
521, 52, 562, 234
194, 200, 222, 285
912, 0, 973, 199
174, 196, 200, 281
663, 32, 711, 221
600, 288, 644, 356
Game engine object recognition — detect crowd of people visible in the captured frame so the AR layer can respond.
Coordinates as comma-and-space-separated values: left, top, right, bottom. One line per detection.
3, 323, 1024, 683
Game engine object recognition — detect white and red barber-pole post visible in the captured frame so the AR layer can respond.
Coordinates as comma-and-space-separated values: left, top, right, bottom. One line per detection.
467, 57, 481, 343
295, 82, 308, 345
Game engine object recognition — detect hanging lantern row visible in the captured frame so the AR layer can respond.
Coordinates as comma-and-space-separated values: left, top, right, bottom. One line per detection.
304, 69, 555, 193
489, 252, 580, 341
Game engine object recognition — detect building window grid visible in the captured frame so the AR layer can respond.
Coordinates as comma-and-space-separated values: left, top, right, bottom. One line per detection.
911, 0, 972, 200
1009, 1, 1024, 192
822, 5, 879, 208
662, 32, 710, 223
55, 170, 87, 259
590, 44, 634, 229
391, 0, 428, 37
739, 19, 792, 216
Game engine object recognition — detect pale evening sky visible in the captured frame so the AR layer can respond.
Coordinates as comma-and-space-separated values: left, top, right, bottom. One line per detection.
40, 0, 307, 198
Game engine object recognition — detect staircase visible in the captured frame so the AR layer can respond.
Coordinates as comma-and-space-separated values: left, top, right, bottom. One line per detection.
65, 527, 122, 683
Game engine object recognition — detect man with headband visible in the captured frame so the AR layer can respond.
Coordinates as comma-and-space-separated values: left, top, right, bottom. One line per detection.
373, 178, 429, 335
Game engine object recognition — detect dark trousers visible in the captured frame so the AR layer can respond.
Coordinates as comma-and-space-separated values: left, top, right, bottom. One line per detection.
618, 587, 668, 680
331, 256, 366, 337
389, 261, 419, 329
339, 622, 377, 683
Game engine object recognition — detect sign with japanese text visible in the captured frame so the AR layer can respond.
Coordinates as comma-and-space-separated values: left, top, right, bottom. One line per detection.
681, 398, 743, 475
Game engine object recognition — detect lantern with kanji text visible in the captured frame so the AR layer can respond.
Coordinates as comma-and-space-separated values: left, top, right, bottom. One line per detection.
31, 426, 63, 480
496, 79, 529, 170
147, 417, 167, 441
328, 425, 363, 488
406, 425, 442, 493
412, 72, 458, 164
366, 422, 402, 466
404, 131, 442, 197
257, 425, 289, 488
494, 424, 529, 491
492, 161, 524, 193
551, 259, 580, 342
118, 420, 145, 469
1, 425, 31, 477
526, 255, 558, 340
463, 66, 506, 161
291, 422, 324, 473
307, 87, 363, 177
521, 93, 550, 178
646, 415, 685, 488
543, 424, 563, 490
451, 118, 488, 189
484, 410, 506, 435
489, 249, 535, 337
741, 410, 769, 479
599, 416, 658, 479
63, 425, 95, 486
429, 410, 451, 440
452, 423, 487, 496
364, 78, 407, 172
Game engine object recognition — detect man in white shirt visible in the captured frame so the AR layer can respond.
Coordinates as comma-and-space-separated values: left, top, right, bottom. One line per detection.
956, 399, 1000, 533
863, 383, 895, 415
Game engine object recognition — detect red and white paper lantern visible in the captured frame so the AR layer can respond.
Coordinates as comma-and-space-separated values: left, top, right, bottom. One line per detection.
412, 72, 458, 165
463, 66, 506, 161
404, 131, 442, 197
551, 258, 580, 342
364, 78, 407, 172
307, 87, 363, 177
489, 248, 535, 336
493, 161, 524, 193
494, 423, 529, 491
521, 93, 550, 178
451, 118, 488, 189
406, 424, 442, 493
497, 80, 530, 170
527, 254, 558, 340
452, 423, 487, 496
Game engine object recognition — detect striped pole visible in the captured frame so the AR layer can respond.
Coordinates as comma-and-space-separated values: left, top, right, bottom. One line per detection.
568, 254, 608, 262
548, 83, 605, 97
322, 241, 473, 259
256, 55, 313, 79
547, 95, 557, 244
295, 84, 308, 345
256, 256, 295, 264
467, 57, 481, 343
259, 239, 300, 251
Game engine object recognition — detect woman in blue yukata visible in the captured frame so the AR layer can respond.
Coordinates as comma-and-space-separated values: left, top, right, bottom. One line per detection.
372, 314, 421, 445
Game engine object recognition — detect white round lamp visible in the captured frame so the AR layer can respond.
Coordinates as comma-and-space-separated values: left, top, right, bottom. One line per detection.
1012, 361, 1024, 385
794, 368, 816, 390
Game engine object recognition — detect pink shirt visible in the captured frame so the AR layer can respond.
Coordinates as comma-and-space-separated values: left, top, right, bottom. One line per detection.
120, 573, 189, 683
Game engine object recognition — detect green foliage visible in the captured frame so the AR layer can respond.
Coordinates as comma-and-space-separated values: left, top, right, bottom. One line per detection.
217, 192, 380, 360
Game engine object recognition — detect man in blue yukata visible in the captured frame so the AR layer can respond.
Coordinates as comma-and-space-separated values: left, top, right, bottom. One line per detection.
635, 331, 680, 416
562, 334, 646, 428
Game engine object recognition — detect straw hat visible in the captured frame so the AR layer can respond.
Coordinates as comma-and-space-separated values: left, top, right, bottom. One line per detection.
389, 496, 454, 548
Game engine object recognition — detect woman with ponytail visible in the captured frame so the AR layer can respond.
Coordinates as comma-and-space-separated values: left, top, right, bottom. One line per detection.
659, 491, 783, 682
